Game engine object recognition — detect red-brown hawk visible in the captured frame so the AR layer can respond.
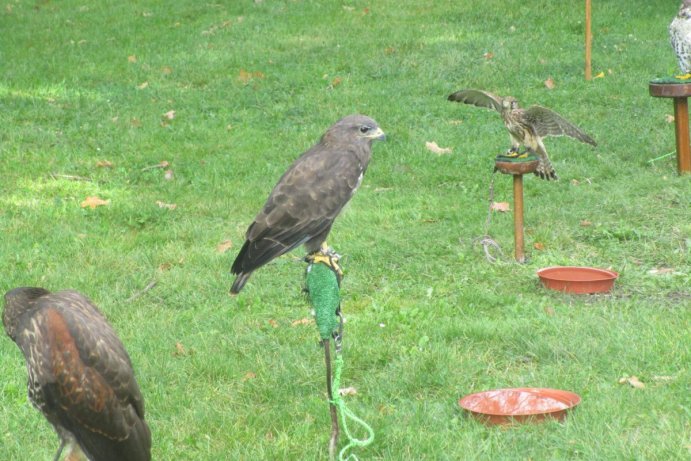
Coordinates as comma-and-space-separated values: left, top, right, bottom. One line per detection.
3, 287, 151, 461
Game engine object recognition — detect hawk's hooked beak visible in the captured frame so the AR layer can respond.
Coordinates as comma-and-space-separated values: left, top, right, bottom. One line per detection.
367, 127, 386, 141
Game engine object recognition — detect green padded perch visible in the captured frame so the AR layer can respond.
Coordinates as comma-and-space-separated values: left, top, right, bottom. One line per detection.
494, 150, 539, 163
305, 258, 341, 341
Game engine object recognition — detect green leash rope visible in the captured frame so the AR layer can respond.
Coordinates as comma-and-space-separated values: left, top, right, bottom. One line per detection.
305, 252, 374, 461
330, 354, 375, 461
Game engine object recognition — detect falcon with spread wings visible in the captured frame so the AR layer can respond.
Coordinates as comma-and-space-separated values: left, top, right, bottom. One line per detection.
3, 287, 151, 461
448, 89, 596, 180
230, 114, 385, 294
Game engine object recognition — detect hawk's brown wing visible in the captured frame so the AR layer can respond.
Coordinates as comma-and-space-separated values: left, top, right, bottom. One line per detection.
447, 89, 504, 113
524, 106, 597, 146
20, 291, 151, 461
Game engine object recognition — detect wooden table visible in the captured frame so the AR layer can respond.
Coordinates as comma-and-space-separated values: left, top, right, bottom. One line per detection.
649, 82, 691, 174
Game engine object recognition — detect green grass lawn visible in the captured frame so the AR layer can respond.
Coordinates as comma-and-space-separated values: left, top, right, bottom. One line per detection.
1, 0, 689, 459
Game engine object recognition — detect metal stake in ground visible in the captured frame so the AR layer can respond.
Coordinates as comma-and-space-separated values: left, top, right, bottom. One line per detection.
494, 151, 539, 263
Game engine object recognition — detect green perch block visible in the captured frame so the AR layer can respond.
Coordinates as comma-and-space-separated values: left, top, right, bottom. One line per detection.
305, 262, 341, 340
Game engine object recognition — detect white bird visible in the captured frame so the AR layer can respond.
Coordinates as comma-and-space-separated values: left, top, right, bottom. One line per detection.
670, 0, 691, 78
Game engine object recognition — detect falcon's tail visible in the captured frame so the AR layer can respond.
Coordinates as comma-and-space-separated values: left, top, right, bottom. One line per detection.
535, 159, 558, 180
533, 149, 558, 180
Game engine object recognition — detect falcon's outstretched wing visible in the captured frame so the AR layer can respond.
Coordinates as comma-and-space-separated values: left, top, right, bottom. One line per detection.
447, 89, 504, 113
524, 106, 597, 146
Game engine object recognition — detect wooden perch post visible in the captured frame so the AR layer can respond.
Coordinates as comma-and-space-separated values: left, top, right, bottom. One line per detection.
585, 0, 592, 81
512, 175, 526, 263
495, 155, 539, 263
650, 82, 691, 174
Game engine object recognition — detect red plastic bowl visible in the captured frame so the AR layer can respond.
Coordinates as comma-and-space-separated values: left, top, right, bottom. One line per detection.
459, 388, 581, 425
537, 266, 618, 294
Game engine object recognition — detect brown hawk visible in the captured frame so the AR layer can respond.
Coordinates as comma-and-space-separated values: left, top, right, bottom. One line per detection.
3, 287, 152, 461
670, 0, 691, 77
448, 89, 597, 180
230, 114, 385, 293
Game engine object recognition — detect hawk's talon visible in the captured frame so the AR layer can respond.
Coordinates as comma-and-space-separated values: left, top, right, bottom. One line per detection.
305, 246, 343, 283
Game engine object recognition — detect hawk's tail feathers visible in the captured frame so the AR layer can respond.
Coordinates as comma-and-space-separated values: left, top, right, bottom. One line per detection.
230, 272, 252, 294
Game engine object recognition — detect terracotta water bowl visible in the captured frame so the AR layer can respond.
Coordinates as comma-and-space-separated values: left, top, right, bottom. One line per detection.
537, 266, 618, 294
459, 387, 581, 425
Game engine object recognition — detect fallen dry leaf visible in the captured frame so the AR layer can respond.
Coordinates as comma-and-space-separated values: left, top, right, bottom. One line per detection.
594, 71, 605, 79
543, 306, 556, 316
268, 319, 279, 328
80, 196, 110, 209
533, 242, 545, 250
163, 110, 176, 120
142, 160, 170, 171
618, 375, 645, 389
448, 119, 463, 125
162, 66, 172, 75
648, 267, 675, 275
666, 114, 675, 123
238, 69, 265, 84
490, 201, 511, 212
137, 81, 149, 90
164, 169, 174, 180
242, 371, 256, 381
174, 341, 187, 356
331, 76, 342, 88
127, 55, 137, 63
155, 201, 177, 210
544, 77, 556, 89
580, 220, 592, 227
425, 141, 452, 155
291, 318, 314, 327
483, 51, 494, 60
339, 387, 358, 397
96, 160, 113, 168
216, 240, 233, 253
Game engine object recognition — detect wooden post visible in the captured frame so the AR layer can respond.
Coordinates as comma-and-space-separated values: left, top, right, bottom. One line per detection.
585, 0, 592, 81
513, 174, 526, 263
673, 97, 691, 173
324, 339, 339, 461
649, 82, 691, 174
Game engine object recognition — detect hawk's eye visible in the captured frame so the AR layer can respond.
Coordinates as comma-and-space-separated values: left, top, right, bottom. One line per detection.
359, 126, 370, 134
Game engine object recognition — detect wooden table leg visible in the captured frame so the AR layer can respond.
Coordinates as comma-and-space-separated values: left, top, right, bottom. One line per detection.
513, 174, 525, 263
673, 97, 691, 174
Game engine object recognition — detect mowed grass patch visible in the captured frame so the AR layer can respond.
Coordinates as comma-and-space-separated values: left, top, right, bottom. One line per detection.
0, 0, 689, 459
